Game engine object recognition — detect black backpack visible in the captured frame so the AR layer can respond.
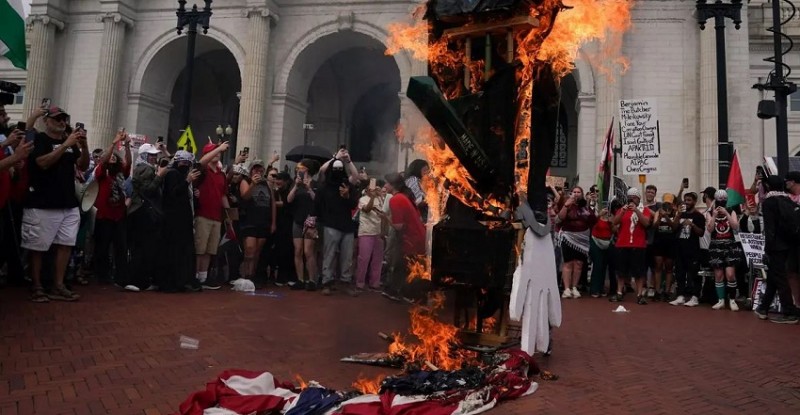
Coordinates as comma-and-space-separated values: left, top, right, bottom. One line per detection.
777, 196, 800, 244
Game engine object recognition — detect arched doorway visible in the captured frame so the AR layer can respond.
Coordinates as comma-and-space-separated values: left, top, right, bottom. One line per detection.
281, 30, 402, 171
133, 34, 241, 151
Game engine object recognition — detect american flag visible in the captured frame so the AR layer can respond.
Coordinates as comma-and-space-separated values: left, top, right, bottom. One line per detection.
175, 350, 540, 415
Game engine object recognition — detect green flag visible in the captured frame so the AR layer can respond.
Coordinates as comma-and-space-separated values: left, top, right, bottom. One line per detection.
0, 0, 26, 70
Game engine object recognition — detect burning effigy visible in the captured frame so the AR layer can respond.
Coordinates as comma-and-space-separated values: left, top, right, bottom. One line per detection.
175, 1, 631, 414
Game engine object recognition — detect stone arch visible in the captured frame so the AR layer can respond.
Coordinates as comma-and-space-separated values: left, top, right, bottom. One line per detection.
273, 19, 413, 98
572, 50, 596, 96
127, 28, 244, 144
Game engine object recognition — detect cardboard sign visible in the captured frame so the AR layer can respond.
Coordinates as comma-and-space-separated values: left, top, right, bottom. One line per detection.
739, 232, 764, 267
619, 98, 660, 175
546, 176, 567, 189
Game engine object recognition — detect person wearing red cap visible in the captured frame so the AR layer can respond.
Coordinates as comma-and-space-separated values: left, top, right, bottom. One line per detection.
194, 140, 230, 288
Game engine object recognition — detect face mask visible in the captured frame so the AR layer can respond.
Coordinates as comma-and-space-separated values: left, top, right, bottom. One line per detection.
176, 165, 190, 175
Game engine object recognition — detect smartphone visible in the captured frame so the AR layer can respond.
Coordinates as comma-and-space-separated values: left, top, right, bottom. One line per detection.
339, 144, 347, 150
192, 162, 201, 171
159, 158, 169, 168
682, 177, 689, 189
756, 166, 766, 179
41, 98, 51, 108
75, 122, 85, 131
369, 178, 376, 189
298, 170, 306, 180
157, 136, 164, 143
16, 121, 26, 131
118, 127, 126, 133
243, 147, 250, 154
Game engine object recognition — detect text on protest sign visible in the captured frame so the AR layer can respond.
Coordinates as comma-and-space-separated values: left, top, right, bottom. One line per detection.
619, 98, 660, 175
738, 232, 764, 267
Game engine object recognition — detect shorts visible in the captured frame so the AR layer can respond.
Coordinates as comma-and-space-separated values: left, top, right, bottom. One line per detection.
292, 222, 317, 240
650, 240, 675, 260
561, 243, 587, 263
194, 216, 222, 255
615, 247, 647, 278
21, 208, 81, 252
240, 225, 270, 240
708, 239, 742, 269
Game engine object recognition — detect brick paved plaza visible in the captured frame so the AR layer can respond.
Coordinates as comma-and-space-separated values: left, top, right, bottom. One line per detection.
1, 286, 799, 415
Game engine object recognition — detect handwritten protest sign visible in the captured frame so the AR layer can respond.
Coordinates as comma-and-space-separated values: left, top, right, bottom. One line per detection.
739, 232, 764, 267
619, 98, 660, 175
546, 176, 567, 189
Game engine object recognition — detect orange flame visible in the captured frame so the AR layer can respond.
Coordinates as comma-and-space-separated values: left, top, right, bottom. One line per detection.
352, 373, 386, 395
295, 374, 308, 390
406, 255, 431, 283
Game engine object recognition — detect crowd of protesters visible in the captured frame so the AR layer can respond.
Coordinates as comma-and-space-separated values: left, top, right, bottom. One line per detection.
549, 171, 800, 324
2, 101, 798, 325
0, 103, 427, 304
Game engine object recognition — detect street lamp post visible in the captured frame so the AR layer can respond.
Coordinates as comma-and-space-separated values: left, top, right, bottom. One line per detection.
696, 0, 742, 189
753, 0, 798, 176
216, 124, 234, 165
400, 136, 415, 171
176, 0, 213, 133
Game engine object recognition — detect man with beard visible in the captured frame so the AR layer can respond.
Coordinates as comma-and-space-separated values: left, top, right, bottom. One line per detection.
669, 192, 706, 307
127, 143, 165, 291
315, 157, 359, 296
92, 131, 132, 287
159, 150, 201, 292
22, 105, 89, 302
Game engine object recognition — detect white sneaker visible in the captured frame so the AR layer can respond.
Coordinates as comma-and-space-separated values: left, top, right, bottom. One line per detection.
712, 300, 725, 310
571, 287, 581, 298
647, 288, 655, 298
562, 289, 572, 299
669, 295, 686, 306
146, 284, 158, 291
729, 299, 739, 312
124, 285, 140, 292
684, 296, 700, 307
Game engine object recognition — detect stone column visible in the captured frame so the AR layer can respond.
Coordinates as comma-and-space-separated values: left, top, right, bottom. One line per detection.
698, 27, 718, 189
23, 15, 63, 118
593, 42, 622, 180
237, 7, 272, 157
575, 93, 597, 186
92, 13, 132, 147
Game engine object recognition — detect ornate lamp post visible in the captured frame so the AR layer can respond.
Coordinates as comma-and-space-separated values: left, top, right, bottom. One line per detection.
696, 0, 742, 189
400, 136, 415, 171
215, 124, 233, 141
302, 123, 314, 146
176, 0, 213, 133
753, 0, 798, 176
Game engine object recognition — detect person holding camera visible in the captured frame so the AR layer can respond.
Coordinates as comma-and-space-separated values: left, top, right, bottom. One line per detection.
92, 130, 132, 288
22, 105, 89, 302
237, 159, 276, 282
650, 193, 678, 302
126, 143, 165, 291
287, 159, 319, 291
611, 187, 652, 304
556, 186, 596, 299
193, 142, 231, 288
705, 190, 742, 311
315, 157, 359, 296
669, 192, 707, 307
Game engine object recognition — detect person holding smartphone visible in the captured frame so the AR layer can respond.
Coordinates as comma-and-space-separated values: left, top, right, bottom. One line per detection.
611, 187, 652, 304
705, 190, 742, 311
21, 105, 89, 302
287, 159, 320, 291
236, 159, 277, 283
127, 142, 166, 291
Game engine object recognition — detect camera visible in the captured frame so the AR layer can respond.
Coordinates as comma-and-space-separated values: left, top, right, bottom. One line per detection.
0, 80, 21, 106
159, 158, 169, 168
577, 198, 587, 208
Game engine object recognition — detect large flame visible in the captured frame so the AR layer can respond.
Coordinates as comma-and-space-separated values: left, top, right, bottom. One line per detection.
352, 373, 386, 395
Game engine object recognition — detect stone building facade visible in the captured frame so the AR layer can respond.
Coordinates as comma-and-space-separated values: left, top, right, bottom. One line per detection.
0, 0, 799, 193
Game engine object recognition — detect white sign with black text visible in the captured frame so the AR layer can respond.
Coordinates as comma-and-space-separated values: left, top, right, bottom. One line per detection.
619, 98, 660, 175
739, 232, 765, 267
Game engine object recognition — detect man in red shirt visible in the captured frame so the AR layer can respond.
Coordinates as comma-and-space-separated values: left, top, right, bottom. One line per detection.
93, 132, 131, 285
195, 141, 230, 287
612, 187, 652, 304
382, 173, 426, 302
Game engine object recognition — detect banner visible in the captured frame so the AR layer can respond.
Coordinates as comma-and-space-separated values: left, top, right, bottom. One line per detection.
739, 232, 764, 267
619, 98, 660, 175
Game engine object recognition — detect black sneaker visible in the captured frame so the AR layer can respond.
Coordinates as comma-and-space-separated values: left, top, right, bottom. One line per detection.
289, 281, 305, 291
768, 314, 799, 324
637, 295, 647, 305
305, 281, 317, 292
661, 292, 671, 302
609, 293, 623, 302
753, 308, 768, 320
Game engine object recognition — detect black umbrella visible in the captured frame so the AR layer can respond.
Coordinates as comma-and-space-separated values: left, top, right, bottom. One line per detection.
285, 145, 333, 163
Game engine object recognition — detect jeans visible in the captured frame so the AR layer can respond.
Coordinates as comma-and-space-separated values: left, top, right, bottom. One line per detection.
674, 245, 700, 298
761, 249, 797, 314
94, 218, 127, 284
589, 238, 616, 295
356, 235, 384, 289
321, 226, 354, 285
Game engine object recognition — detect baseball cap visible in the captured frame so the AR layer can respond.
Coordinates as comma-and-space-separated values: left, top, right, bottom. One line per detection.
332, 159, 345, 170
46, 105, 69, 119
786, 171, 800, 183
138, 143, 159, 155
626, 187, 641, 198
202, 142, 218, 155
250, 159, 265, 170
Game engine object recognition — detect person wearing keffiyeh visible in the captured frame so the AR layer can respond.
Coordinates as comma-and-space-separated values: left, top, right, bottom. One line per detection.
92, 131, 132, 286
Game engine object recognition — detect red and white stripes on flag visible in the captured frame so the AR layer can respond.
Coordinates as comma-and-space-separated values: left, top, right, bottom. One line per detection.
175, 351, 540, 415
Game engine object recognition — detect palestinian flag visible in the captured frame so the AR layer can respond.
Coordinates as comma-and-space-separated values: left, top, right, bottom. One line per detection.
726, 149, 746, 208
0, 0, 26, 70
596, 117, 615, 202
